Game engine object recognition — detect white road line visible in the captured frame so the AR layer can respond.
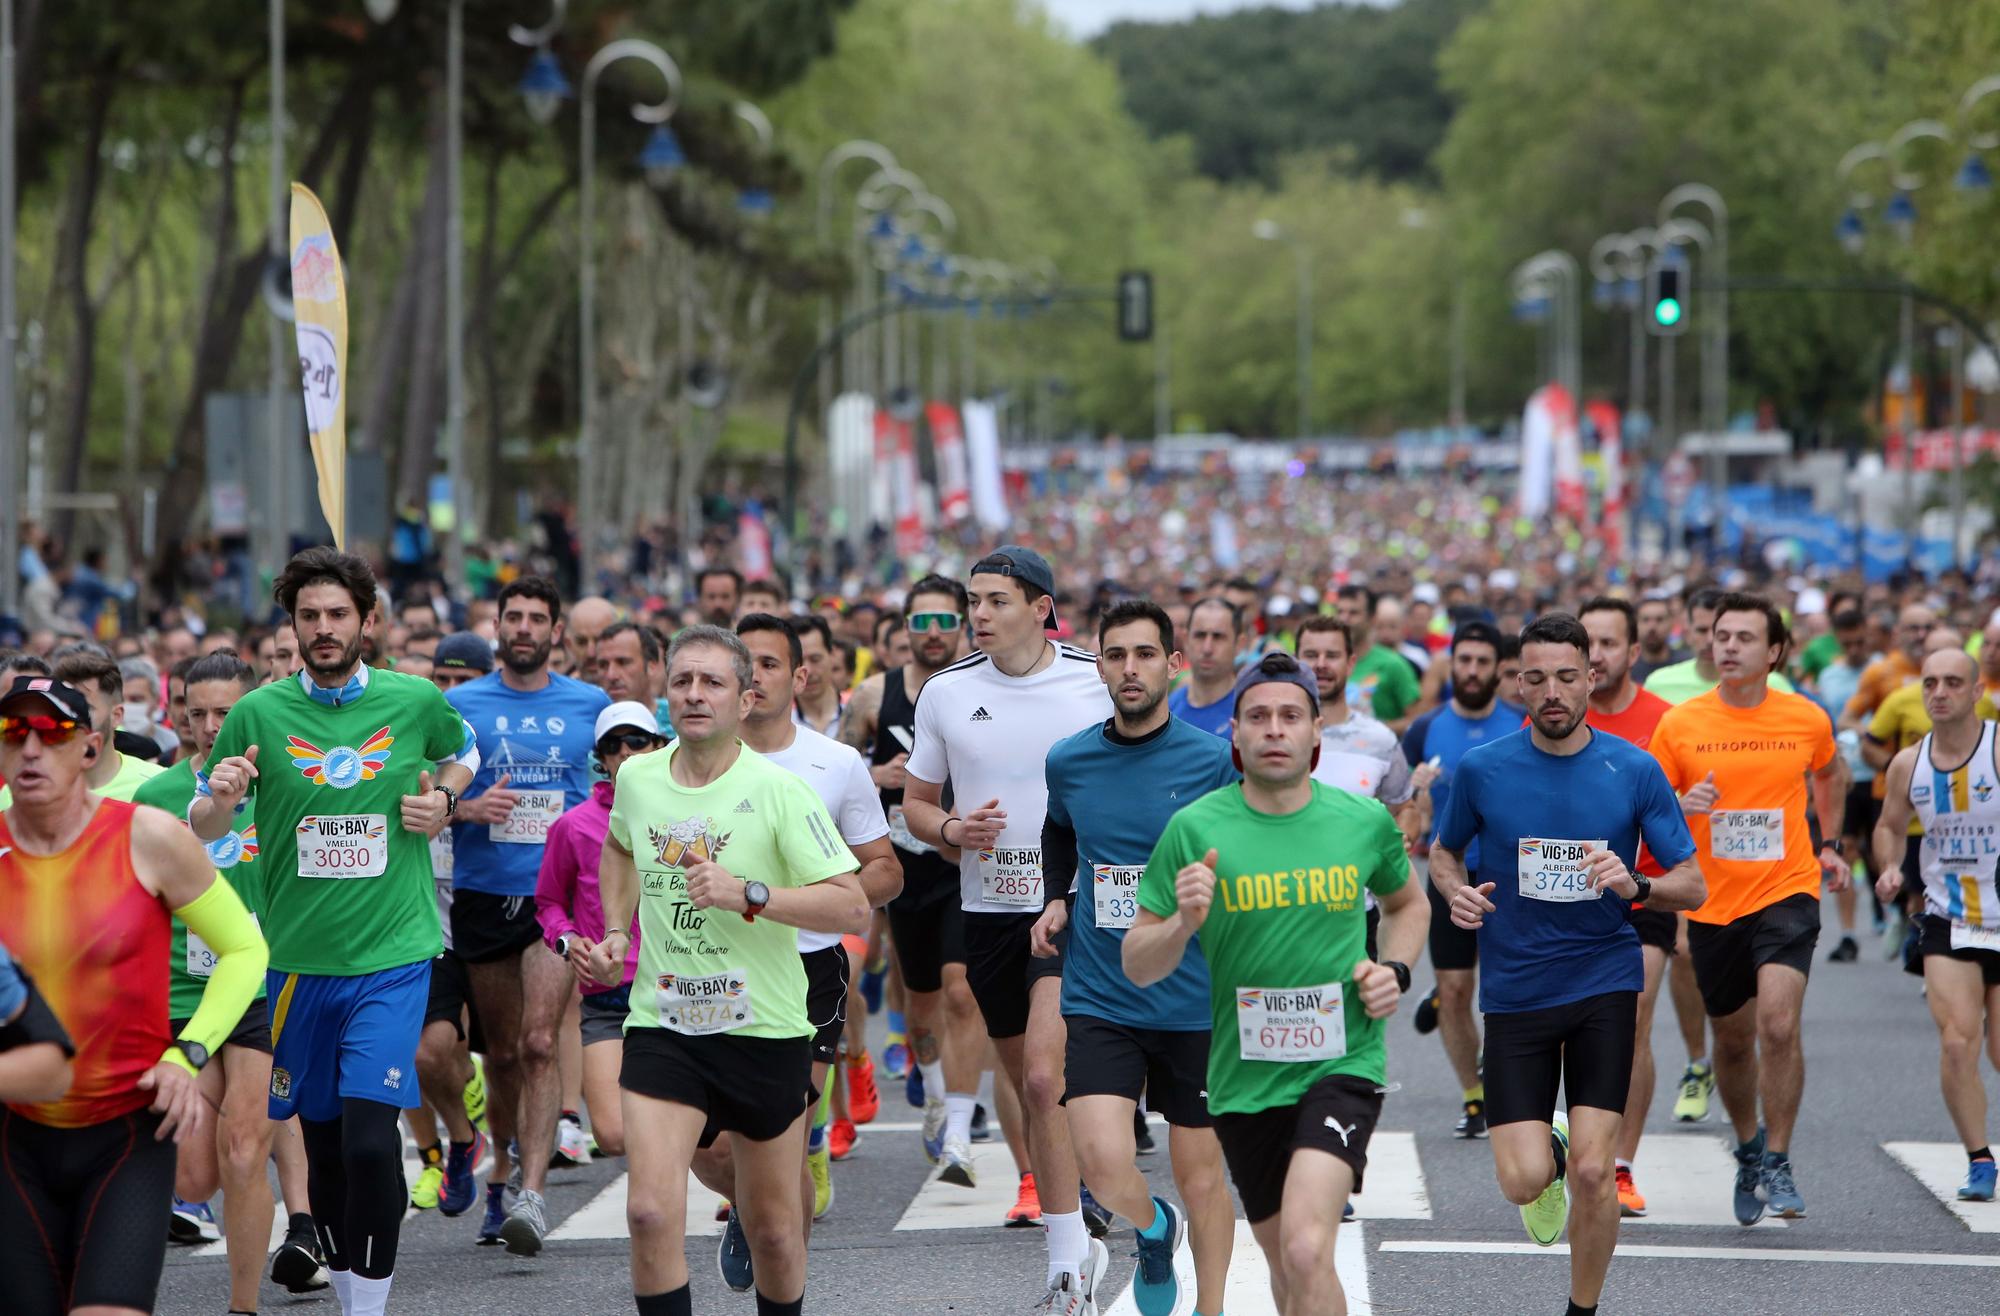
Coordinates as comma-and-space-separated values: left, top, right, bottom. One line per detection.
893, 1142, 1028, 1231
1626, 1134, 1786, 1228
1350, 1132, 1430, 1220
546, 1171, 727, 1241
1882, 1141, 2000, 1233
1103, 1220, 1370, 1316
1378, 1241, 2000, 1267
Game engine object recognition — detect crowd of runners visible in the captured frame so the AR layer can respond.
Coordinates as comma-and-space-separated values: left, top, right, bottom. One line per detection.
2, 529, 1998, 1316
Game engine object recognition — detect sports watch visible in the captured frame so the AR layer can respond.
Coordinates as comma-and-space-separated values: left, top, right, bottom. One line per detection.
435, 784, 458, 817
742, 880, 771, 922
175, 1040, 211, 1073
1381, 960, 1413, 995
1632, 874, 1654, 905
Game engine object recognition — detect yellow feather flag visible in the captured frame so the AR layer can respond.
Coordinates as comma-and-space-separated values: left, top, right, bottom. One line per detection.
288, 182, 348, 548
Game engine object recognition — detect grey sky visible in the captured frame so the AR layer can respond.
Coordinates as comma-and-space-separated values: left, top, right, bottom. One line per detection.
1044, 1, 1337, 40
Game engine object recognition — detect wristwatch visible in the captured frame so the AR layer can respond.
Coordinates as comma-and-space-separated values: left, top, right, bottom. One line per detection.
1381, 960, 1413, 995
435, 784, 458, 817
1632, 874, 1654, 905
175, 1040, 211, 1073
555, 935, 572, 959
742, 880, 772, 922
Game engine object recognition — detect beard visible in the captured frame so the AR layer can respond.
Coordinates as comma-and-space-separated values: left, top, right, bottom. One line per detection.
502, 636, 553, 675
1116, 684, 1168, 725
1456, 673, 1498, 711
303, 631, 364, 679
1529, 702, 1588, 739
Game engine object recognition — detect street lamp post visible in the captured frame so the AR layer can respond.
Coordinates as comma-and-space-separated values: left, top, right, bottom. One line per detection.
0, 0, 16, 615
1510, 249, 1579, 403
814, 142, 895, 420
1659, 184, 1729, 499
1253, 220, 1312, 439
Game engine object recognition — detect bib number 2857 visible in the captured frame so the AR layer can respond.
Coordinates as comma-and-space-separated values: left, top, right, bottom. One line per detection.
978, 847, 1042, 907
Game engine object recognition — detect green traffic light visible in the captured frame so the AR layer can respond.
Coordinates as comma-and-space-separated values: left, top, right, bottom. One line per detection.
1655, 298, 1682, 327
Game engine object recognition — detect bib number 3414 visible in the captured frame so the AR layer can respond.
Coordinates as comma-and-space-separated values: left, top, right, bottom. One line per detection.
1237, 982, 1345, 1062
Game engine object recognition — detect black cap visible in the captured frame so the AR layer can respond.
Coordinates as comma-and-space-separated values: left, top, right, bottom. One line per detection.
1229, 652, 1321, 717
434, 633, 495, 673
972, 545, 1060, 631
0, 674, 93, 724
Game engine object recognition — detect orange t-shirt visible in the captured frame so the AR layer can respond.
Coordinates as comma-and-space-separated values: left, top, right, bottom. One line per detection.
1650, 688, 1837, 926
1843, 651, 1917, 723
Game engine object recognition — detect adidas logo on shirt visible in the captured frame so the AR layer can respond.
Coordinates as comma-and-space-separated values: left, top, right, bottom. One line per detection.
734, 799, 755, 814
970, 706, 993, 722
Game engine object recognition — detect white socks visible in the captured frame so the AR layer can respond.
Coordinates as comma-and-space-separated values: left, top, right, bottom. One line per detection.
944, 1093, 977, 1145
1043, 1208, 1089, 1287
921, 1061, 946, 1103
329, 1269, 353, 1314
348, 1272, 393, 1316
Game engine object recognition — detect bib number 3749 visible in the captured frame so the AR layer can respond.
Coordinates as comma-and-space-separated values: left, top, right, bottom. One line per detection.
296, 814, 389, 879
1237, 982, 1345, 1062
657, 970, 754, 1036
978, 847, 1042, 907
1517, 838, 1606, 903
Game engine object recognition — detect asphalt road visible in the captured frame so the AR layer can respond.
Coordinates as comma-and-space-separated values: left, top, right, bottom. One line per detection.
158, 906, 2000, 1315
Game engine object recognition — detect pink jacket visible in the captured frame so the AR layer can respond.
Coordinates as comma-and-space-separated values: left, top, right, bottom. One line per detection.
535, 780, 638, 992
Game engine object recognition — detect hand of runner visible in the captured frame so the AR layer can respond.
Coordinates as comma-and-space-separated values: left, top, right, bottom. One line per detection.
205, 745, 259, 810
401, 770, 451, 838
1819, 843, 1852, 891
1409, 756, 1442, 794
1681, 771, 1719, 814
137, 1059, 209, 1144
1352, 958, 1402, 1019
957, 799, 1006, 850
585, 936, 624, 986
1029, 899, 1067, 957
1874, 868, 1903, 904
1176, 848, 1219, 931
1584, 847, 1637, 900
456, 772, 517, 825
686, 861, 747, 913
1450, 880, 1496, 930
872, 753, 908, 791
566, 934, 600, 986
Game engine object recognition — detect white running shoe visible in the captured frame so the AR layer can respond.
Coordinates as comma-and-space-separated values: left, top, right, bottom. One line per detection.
1037, 1237, 1108, 1316
922, 1097, 949, 1165
553, 1115, 592, 1168
938, 1137, 976, 1188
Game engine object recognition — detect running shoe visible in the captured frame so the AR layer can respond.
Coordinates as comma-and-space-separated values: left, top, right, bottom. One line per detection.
1959, 1158, 1998, 1202
1130, 1196, 1185, 1316
411, 1162, 445, 1210
714, 1197, 733, 1223
940, 1137, 977, 1188
463, 1055, 488, 1130
718, 1207, 755, 1292
1036, 1236, 1108, 1315
1455, 1099, 1488, 1139
1732, 1128, 1767, 1226
861, 958, 887, 1014
440, 1130, 487, 1217
1006, 1172, 1042, 1227
1673, 1060, 1714, 1123
1758, 1152, 1805, 1219
1615, 1164, 1647, 1217
847, 1050, 881, 1124
169, 1196, 219, 1244
829, 1117, 858, 1161
1079, 1184, 1111, 1239
500, 1188, 549, 1257
922, 1096, 949, 1164
270, 1222, 329, 1293
810, 1145, 835, 1220
1343, 1200, 1355, 1221
970, 1102, 992, 1142
1134, 1109, 1157, 1156
1413, 984, 1441, 1035
477, 1183, 508, 1245
906, 1062, 926, 1109
1882, 905, 1908, 961
1827, 935, 1859, 963
552, 1112, 592, 1168
883, 1034, 911, 1080
505, 1138, 524, 1210
1520, 1112, 1569, 1246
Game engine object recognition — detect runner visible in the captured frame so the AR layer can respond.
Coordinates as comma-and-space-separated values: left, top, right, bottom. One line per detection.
0, 645, 164, 807
191, 547, 479, 1314
1431, 613, 1702, 1315
1629, 594, 1687, 688
1401, 621, 1524, 1138
0, 673, 268, 1316
1167, 597, 1243, 737
903, 545, 1114, 1309
1642, 587, 1797, 706
564, 597, 620, 684
1124, 652, 1427, 1316
1871, 645, 2000, 1203
695, 568, 744, 626
444, 576, 609, 1255
587, 624, 867, 1316
790, 614, 846, 739
1815, 607, 1878, 963
1295, 615, 1420, 843
1334, 585, 1422, 730
1034, 599, 1238, 1316
1649, 592, 1848, 1224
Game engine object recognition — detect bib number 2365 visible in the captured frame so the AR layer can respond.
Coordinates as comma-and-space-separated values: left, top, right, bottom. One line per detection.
1237, 982, 1345, 1062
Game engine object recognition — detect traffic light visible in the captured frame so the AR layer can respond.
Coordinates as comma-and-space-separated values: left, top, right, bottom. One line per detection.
1647, 257, 1689, 337
1116, 270, 1154, 342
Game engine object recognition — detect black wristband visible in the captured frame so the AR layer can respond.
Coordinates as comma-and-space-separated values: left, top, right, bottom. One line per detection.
941, 817, 960, 848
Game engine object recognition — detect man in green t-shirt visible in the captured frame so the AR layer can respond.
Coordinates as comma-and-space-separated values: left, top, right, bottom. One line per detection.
1334, 584, 1423, 728
1125, 652, 1429, 1316
589, 624, 866, 1316
192, 548, 476, 1316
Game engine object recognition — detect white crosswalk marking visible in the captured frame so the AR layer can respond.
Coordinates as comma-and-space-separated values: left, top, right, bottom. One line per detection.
893, 1142, 1029, 1231
1882, 1141, 2000, 1232
546, 1171, 727, 1240
1349, 1131, 1431, 1219
1627, 1134, 1788, 1228
1103, 1219, 1370, 1316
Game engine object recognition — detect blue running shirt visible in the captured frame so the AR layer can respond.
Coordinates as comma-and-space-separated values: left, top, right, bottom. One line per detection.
1168, 685, 1236, 739
1401, 701, 1525, 872
447, 672, 610, 897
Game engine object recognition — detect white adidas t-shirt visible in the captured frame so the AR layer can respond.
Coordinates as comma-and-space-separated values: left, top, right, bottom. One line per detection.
762, 724, 890, 953
907, 642, 1115, 916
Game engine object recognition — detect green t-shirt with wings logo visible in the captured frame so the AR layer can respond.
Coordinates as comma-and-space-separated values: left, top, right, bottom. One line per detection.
136, 759, 268, 1018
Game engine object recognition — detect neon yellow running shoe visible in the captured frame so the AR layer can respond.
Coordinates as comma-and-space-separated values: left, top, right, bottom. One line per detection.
463, 1056, 488, 1131
411, 1163, 444, 1210
1521, 1112, 1569, 1247
809, 1146, 835, 1221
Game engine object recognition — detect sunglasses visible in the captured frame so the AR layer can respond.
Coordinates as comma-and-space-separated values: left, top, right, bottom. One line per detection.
908, 612, 962, 634
0, 714, 84, 746
598, 732, 661, 755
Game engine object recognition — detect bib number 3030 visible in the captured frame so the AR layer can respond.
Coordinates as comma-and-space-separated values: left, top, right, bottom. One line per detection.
977, 847, 1042, 907
657, 970, 754, 1036
1711, 810, 1783, 862
1092, 864, 1143, 930
1517, 838, 1606, 903
1236, 982, 1345, 1063
296, 814, 389, 879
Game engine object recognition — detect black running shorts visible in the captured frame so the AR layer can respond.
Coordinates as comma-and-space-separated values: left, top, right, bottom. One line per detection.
1687, 892, 1820, 1018
803, 944, 851, 1066
1918, 915, 2000, 987
887, 890, 967, 994
1211, 1074, 1382, 1224
1483, 990, 1638, 1127
963, 910, 1064, 1040
1426, 876, 1478, 972
168, 996, 274, 1056
422, 949, 487, 1053
1628, 906, 1678, 957
449, 890, 542, 964
1061, 1013, 1212, 1128
620, 1026, 814, 1147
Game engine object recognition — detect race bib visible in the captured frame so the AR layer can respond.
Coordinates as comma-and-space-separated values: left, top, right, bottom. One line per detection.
977, 846, 1042, 907
490, 790, 565, 845
1711, 810, 1784, 862
887, 804, 934, 855
1091, 864, 1144, 930
656, 970, 754, 1036
1237, 982, 1345, 1063
186, 913, 260, 978
1950, 920, 2000, 953
296, 815, 389, 878
1517, 838, 1606, 903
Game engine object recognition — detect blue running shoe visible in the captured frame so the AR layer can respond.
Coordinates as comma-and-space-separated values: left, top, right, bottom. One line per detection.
1732, 1128, 1767, 1226
884, 1037, 911, 1080
440, 1130, 487, 1217
1959, 1159, 1998, 1202
717, 1207, 755, 1292
169, 1197, 219, 1244
905, 1061, 925, 1109
1080, 1184, 1111, 1239
860, 962, 886, 1015
1131, 1196, 1185, 1316
1758, 1152, 1805, 1219
476, 1183, 507, 1245
1343, 1200, 1355, 1221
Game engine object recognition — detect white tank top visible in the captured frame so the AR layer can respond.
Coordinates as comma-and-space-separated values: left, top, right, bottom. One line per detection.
1909, 721, 2000, 929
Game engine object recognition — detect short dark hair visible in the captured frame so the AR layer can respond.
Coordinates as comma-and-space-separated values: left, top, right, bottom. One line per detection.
1686, 586, 1726, 617
1831, 607, 1867, 632
598, 619, 661, 665
185, 649, 258, 692
1098, 599, 1175, 651
737, 613, 804, 669
790, 614, 835, 656
1335, 583, 1376, 612
169, 655, 200, 684
695, 567, 744, 595
1519, 612, 1591, 663
1451, 620, 1503, 656
1223, 576, 1258, 596
1712, 591, 1791, 668
404, 626, 444, 646
1188, 596, 1243, 637
1577, 596, 1638, 644
0, 651, 51, 678
275, 546, 378, 618
906, 574, 969, 617
496, 574, 563, 622
1499, 634, 1522, 662
877, 616, 905, 646
1294, 615, 1356, 655
741, 577, 787, 605
52, 645, 122, 702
